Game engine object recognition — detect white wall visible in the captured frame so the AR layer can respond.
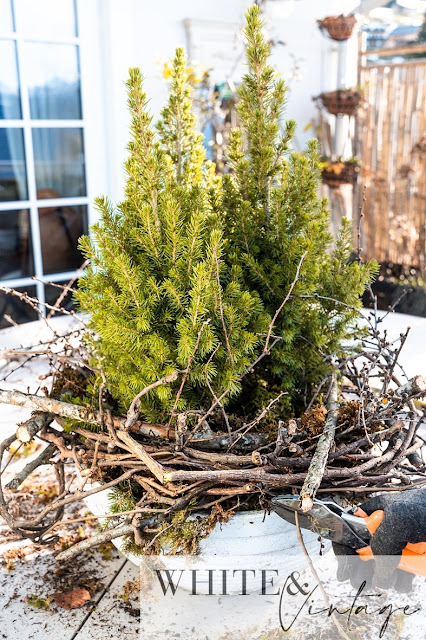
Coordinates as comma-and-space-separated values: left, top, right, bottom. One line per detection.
83, 0, 361, 206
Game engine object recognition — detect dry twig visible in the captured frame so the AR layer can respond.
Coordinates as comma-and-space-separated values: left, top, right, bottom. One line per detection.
294, 511, 353, 640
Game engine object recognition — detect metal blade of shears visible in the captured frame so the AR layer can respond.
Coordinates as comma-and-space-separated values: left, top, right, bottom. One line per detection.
271, 495, 371, 549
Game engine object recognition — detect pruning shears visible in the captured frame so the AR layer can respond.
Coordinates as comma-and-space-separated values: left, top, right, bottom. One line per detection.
271, 494, 426, 577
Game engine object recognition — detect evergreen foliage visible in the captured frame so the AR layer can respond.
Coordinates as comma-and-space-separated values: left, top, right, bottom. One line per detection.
221, 6, 378, 413
76, 48, 269, 422
76, 5, 377, 424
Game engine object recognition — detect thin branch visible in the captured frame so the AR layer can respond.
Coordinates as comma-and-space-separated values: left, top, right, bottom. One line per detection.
0, 285, 78, 322
227, 391, 286, 451
166, 320, 210, 428
263, 250, 307, 353
294, 511, 353, 640
13, 469, 137, 529
46, 260, 89, 319
188, 334, 282, 440
116, 430, 167, 484
16, 412, 54, 443
0, 388, 103, 425
300, 376, 338, 512
124, 371, 180, 430
381, 327, 410, 394
6, 444, 56, 490
58, 507, 168, 526
54, 521, 136, 562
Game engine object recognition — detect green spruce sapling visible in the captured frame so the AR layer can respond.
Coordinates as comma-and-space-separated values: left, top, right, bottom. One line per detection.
220, 6, 377, 415
76, 48, 269, 424
76, 5, 377, 432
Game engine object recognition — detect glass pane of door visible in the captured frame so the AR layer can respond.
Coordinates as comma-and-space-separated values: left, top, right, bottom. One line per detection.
0, 40, 22, 119
39, 203, 87, 274
24, 42, 81, 119
0, 0, 14, 32
0, 285, 37, 329
0, 128, 28, 201
32, 127, 86, 198
0, 208, 33, 279
14, 0, 77, 39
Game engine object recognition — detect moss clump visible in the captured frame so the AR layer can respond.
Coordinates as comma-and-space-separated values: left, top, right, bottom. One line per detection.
25, 594, 52, 610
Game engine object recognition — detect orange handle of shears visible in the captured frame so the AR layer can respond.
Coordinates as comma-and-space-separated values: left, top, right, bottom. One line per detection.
354, 508, 426, 577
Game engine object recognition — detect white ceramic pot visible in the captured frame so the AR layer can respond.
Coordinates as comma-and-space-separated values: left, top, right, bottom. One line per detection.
84, 486, 333, 638
83, 482, 329, 583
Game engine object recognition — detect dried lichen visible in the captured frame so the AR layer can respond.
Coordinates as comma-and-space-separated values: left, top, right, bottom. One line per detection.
50, 364, 90, 401
299, 405, 327, 436
337, 400, 360, 426
97, 542, 114, 561
120, 502, 235, 557
116, 578, 140, 602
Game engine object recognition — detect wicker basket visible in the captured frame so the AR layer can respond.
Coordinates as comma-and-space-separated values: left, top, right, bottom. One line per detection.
321, 162, 359, 188
315, 89, 364, 116
317, 15, 357, 41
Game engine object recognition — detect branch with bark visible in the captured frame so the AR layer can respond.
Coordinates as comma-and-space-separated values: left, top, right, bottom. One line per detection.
299, 376, 339, 512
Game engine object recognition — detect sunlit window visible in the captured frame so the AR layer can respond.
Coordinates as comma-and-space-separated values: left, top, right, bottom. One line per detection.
0, 0, 88, 327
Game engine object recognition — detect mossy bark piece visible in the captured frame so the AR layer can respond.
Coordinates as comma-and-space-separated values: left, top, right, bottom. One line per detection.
395, 376, 426, 398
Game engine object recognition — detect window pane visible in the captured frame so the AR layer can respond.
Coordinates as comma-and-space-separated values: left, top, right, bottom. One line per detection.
0, 0, 14, 32
0, 285, 37, 329
24, 42, 81, 119
0, 128, 28, 201
15, 0, 77, 39
32, 128, 86, 198
45, 279, 79, 316
39, 203, 87, 274
0, 208, 33, 279
0, 40, 22, 119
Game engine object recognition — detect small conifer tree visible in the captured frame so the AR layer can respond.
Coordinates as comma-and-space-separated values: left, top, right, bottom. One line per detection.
76, 48, 269, 423
76, 5, 377, 424
220, 6, 377, 414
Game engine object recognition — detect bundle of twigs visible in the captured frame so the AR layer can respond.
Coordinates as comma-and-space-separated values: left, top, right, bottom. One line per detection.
0, 286, 425, 560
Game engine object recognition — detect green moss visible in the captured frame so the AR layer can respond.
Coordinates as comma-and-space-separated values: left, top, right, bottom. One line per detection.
25, 594, 51, 610
107, 483, 138, 514
97, 542, 114, 561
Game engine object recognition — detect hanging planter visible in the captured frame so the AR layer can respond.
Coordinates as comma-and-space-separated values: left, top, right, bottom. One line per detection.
321, 159, 360, 188
314, 89, 364, 117
317, 15, 357, 41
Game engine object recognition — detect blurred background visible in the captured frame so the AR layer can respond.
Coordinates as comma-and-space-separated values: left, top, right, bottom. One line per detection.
0, 0, 425, 328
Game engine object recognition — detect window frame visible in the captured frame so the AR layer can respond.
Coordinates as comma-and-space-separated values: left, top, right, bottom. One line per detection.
0, 0, 106, 312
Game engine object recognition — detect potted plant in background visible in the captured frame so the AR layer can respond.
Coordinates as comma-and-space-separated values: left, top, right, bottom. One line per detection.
314, 88, 365, 117
320, 156, 361, 188
317, 14, 358, 41
1, 6, 423, 570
